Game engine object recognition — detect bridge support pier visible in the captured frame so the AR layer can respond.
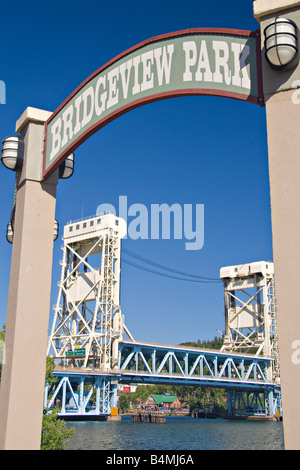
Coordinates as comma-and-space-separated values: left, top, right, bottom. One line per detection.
110, 381, 118, 409
226, 387, 280, 419
226, 390, 235, 417
45, 372, 119, 420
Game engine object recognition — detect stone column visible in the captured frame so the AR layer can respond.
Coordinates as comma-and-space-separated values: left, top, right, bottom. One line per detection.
254, 0, 300, 450
0, 108, 58, 449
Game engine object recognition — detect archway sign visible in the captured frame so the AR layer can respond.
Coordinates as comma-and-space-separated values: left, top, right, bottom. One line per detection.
43, 28, 263, 179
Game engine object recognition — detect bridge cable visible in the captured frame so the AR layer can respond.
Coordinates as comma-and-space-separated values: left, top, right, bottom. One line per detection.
122, 247, 221, 281
122, 258, 220, 283
121, 249, 221, 283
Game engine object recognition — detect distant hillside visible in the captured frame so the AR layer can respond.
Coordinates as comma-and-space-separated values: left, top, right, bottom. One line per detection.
179, 336, 223, 350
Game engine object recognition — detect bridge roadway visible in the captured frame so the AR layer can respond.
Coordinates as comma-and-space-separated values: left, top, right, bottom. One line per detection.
52, 339, 276, 389
47, 339, 280, 419
116, 339, 277, 390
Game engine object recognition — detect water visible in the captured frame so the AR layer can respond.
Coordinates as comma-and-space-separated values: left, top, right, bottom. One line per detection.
66, 416, 284, 450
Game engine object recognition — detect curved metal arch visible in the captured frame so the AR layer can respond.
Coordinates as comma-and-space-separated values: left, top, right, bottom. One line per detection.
43, 28, 263, 178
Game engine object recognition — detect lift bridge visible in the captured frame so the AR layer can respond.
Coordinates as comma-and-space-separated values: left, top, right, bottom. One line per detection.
45, 214, 281, 420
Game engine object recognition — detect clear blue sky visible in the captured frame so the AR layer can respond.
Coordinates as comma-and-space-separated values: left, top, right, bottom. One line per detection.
0, 0, 272, 345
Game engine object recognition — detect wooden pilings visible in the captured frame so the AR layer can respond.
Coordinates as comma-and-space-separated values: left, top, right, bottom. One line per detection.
131, 412, 166, 424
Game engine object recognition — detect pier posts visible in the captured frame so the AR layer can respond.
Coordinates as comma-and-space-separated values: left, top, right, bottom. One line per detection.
131, 412, 166, 423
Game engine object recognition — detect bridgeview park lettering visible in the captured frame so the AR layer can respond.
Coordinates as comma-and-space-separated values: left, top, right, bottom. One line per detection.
44, 30, 260, 176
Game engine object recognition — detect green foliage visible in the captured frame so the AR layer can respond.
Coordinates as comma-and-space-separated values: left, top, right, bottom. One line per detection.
41, 408, 75, 450
179, 335, 224, 350
118, 393, 131, 413
45, 355, 58, 385
41, 355, 75, 450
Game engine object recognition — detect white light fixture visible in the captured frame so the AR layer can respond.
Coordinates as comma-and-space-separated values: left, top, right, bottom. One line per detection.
264, 17, 298, 70
54, 219, 59, 241
6, 219, 59, 244
59, 153, 75, 179
1, 136, 23, 171
6, 222, 13, 244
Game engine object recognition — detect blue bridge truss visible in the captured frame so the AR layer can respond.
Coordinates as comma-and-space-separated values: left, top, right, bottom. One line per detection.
44, 339, 281, 420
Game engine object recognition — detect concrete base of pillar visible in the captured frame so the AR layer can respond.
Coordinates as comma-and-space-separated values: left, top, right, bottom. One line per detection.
107, 415, 122, 422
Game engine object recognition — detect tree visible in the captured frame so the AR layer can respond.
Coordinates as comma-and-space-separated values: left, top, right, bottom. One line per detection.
41, 407, 75, 450
41, 356, 75, 450
180, 335, 223, 350
45, 355, 58, 385
118, 393, 130, 413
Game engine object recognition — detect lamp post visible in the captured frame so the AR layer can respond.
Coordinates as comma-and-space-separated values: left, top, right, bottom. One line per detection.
0, 107, 74, 450
254, 0, 300, 450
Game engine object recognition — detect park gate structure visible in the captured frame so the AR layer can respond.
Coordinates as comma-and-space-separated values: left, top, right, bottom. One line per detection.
7, 2, 300, 447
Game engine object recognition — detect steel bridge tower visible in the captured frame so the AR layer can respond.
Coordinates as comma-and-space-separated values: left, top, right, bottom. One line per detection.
47, 213, 130, 372
46, 234, 281, 420
220, 261, 280, 383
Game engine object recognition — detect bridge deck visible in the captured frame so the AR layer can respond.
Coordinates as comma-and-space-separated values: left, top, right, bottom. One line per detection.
48, 339, 280, 420
122, 338, 273, 359
53, 338, 277, 391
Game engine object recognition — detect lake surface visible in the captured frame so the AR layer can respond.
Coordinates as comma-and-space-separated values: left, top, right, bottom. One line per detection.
66, 416, 284, 450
